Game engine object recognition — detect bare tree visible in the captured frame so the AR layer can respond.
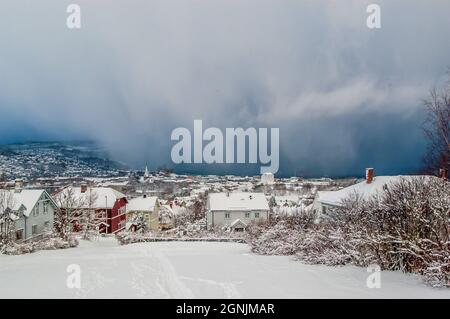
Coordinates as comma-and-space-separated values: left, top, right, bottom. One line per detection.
422, 73, 450, 173
54, 187, 85, 240
0, 191, 17, 248
79, 189, 99, 240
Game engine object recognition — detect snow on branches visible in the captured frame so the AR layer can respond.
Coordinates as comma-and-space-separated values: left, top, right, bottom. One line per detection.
249, 176, 450, 287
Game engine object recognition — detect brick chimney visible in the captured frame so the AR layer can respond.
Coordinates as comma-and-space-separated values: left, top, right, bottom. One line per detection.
80, 183, 88, 193
439, 168, 448, 180
366, 168, 374, 184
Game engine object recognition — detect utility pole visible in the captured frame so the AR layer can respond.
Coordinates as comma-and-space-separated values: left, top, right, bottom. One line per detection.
105, 196, 108, 235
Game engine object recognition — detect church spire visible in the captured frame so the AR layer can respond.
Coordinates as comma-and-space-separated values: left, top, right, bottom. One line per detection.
144, 163, 149, 178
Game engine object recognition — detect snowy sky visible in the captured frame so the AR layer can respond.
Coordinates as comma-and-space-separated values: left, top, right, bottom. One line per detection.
1, 0, 450, 177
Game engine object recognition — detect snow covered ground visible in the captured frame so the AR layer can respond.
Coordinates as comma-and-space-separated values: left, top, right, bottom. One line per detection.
0, 238, 449, 298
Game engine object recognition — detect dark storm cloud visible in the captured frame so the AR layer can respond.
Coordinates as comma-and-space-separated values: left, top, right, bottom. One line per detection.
0, 0, 449, 176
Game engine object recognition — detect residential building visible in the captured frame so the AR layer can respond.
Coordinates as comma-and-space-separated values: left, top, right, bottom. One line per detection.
312, 168, 440, 218
57, 185, 127, 234
126, 195, 159, 231
0, 182, 57, 241
206, 192, 269, 230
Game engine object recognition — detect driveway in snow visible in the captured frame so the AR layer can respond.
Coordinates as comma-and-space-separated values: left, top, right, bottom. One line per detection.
0, 238, 449, 298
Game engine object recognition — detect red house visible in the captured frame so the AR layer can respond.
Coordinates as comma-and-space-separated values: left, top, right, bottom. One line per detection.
58, 185, 128, 234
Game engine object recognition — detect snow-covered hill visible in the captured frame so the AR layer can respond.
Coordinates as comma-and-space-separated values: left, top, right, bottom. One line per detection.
0, 238, 448, 298
0, 142, 128, 179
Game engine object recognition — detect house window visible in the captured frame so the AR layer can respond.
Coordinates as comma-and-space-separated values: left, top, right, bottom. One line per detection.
33, 207, 38, 217
225, 213, 231, 219
44, 221, 50, 229
245, 213, 250, 218
16, 229, 24, 240
32, 225, 38, 235
43, 203, 48, 214
254, 212, 260, 218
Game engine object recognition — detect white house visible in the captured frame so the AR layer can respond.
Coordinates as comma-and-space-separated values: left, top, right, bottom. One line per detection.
312, 168, 438, 218
206, 192, 270, 230
0, 185, 57, 242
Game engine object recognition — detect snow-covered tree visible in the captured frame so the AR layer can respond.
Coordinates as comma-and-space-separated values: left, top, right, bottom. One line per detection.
54, 187, 85, 240
130, 214, 148, 233
268, 196, 277, 211
78, 189, 99, 240
0, 191, 17, 248
249, 176, 450, 287
422, 73, 450, 174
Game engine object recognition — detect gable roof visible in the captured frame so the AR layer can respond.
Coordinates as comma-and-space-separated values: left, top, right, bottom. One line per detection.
208, 192, 269, 211
0, 189, 49, 217
230, 219, 247, 228
57, 186, 126, 209
316, 175, 437, 207
126, 196, 158, 213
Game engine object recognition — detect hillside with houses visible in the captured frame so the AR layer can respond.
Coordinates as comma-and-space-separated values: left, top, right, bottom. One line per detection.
0, 162, 449, 295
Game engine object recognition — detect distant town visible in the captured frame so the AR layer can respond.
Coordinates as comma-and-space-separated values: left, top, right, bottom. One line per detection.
0, 141, 358, 239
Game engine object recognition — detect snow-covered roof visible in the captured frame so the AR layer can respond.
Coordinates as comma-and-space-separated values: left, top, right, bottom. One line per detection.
0, 189, 47, 217
230, 219, 247, 228
316, 175, 435, 207
208, 192, 269, 211
126, 196, 158, 213
58, 186, 126, 209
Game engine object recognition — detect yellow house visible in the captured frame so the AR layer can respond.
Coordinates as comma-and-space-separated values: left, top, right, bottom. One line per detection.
126, 195, 159, 231
159, 204, 175, 230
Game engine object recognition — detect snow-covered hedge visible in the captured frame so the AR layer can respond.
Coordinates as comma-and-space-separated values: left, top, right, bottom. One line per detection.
248, 221, 303, 255
116, 218, 247, 245
1, 236, 79, 255
249, 177, 450, 287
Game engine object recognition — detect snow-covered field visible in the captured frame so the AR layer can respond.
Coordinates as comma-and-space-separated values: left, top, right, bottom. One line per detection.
0, 238, 449, 299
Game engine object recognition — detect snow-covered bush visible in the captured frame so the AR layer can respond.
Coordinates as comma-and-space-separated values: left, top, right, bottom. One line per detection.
115, 231, 156, 245
34, 236, 79, 250
247, 209, 317, 256
116, 217, 247, 245
334, 177, 450, 283
250, 176, 450, 287
1, 236, 79, 255
249, 221, 302, 255
2, 242, 34, 255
